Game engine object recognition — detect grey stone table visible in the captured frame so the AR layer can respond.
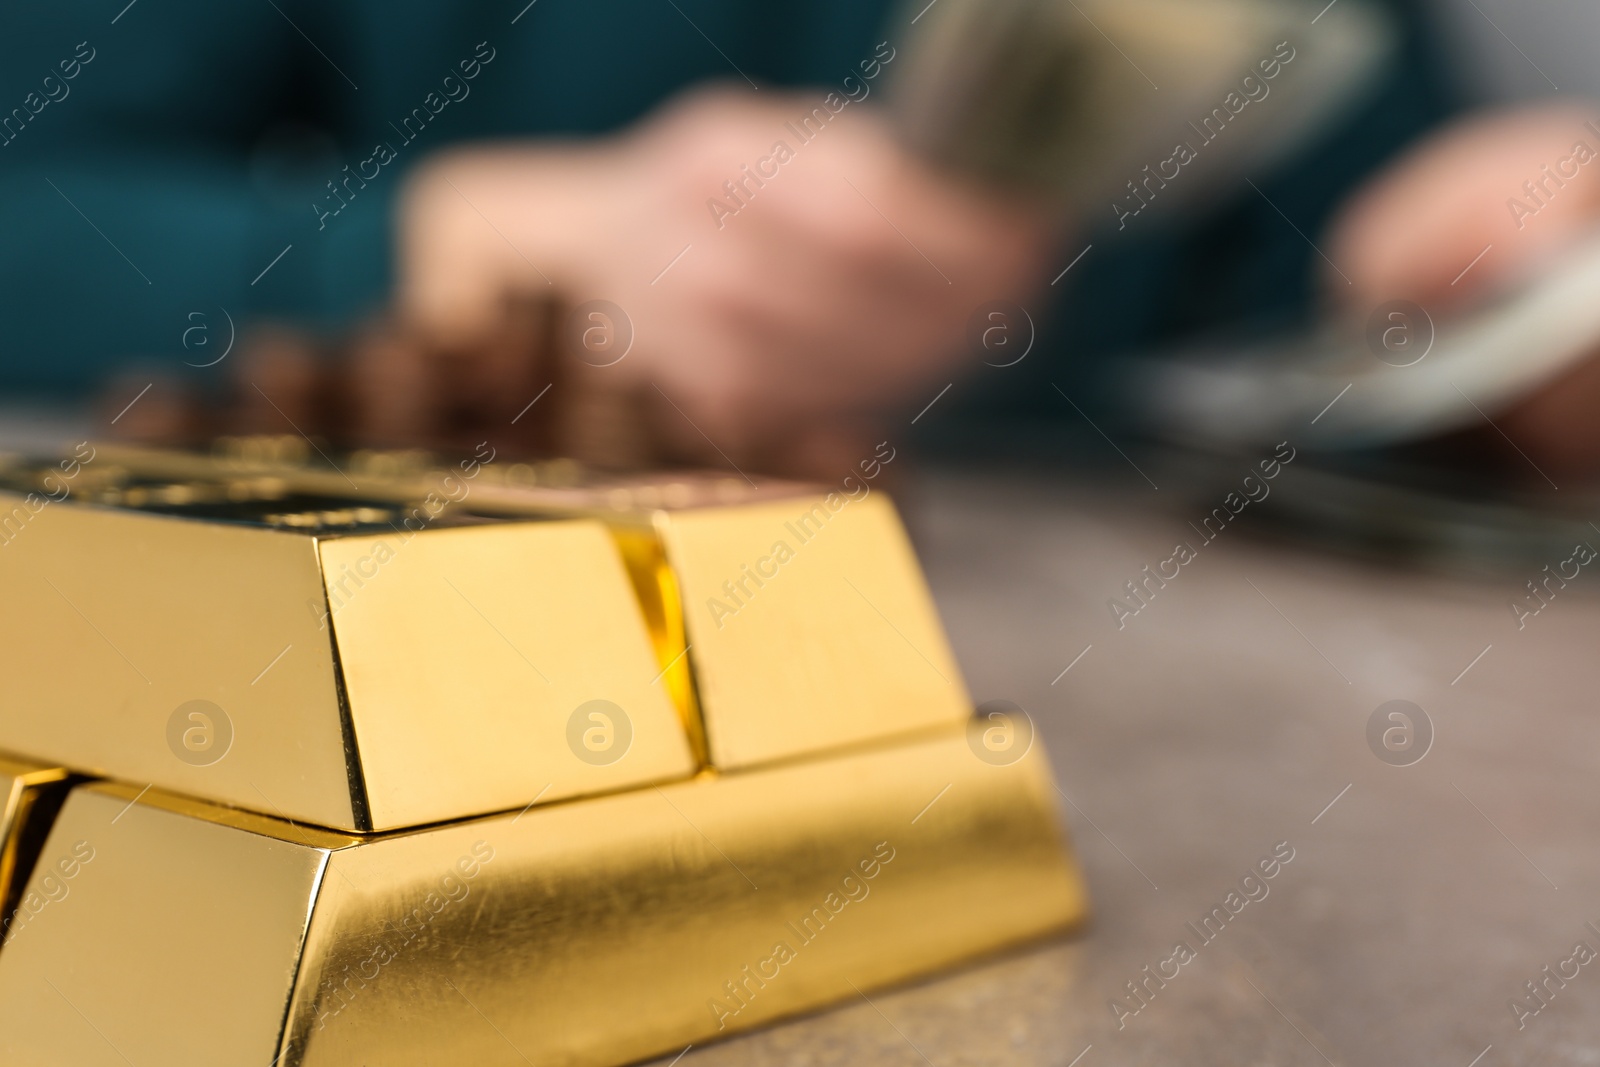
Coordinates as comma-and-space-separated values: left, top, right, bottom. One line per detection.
661, 461, 1600, 1067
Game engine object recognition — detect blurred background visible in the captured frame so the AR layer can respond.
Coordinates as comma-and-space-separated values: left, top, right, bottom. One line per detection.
5, 0, 1600, 514
10, 0, 1600, 595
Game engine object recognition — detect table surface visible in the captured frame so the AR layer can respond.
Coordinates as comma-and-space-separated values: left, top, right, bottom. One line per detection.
656, 460, 1600, 1067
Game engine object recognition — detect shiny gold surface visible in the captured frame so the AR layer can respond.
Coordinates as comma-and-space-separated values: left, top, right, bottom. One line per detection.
609, 522, 708, 765
0, 491, 695, 831
431, 465, 977, 770
0, 780, 346, 1064
0, 498, 358, 826
658, 495, 973, 768
318, 523, 695, 828
0, 730, 1087, 1066
0, 755, 70, 933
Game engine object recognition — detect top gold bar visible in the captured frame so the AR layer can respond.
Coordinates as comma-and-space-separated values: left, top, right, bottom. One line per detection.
0, 439, 973, 823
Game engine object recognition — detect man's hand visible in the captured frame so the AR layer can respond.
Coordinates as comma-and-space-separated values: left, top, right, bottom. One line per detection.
398, 85, 1056, 473
1325, 102, 1600, 475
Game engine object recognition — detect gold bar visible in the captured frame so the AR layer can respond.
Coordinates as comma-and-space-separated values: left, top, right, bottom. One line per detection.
650, 495, 971, 768
0, 481, 695, 832
14, 443, 976, 775
0, 729, 1087, 1066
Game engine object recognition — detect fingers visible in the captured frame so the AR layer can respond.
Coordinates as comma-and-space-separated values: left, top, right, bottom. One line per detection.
1326, 102, 1600, 313
644, 110, 1048, 427
376, 84, 1056, 474
397, 147, 610, 351
397, 162, 519, 350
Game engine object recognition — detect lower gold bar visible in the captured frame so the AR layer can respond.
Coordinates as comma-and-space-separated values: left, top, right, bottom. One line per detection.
0, 729, 1086, 1066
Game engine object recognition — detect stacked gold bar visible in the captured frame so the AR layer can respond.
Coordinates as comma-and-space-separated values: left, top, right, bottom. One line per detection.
0, 441, 1087, 1065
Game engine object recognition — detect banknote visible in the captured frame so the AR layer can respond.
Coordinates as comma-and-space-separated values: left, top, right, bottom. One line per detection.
1125, 230, 1600, 449
887, 0, 1393, 217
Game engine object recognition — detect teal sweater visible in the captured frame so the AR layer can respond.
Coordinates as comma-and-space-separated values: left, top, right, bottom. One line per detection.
0, 0, 892, 392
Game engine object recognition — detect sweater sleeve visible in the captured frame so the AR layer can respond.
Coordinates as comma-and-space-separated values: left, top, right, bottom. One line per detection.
0, 0, 898, 394
0, 4, 389, 393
